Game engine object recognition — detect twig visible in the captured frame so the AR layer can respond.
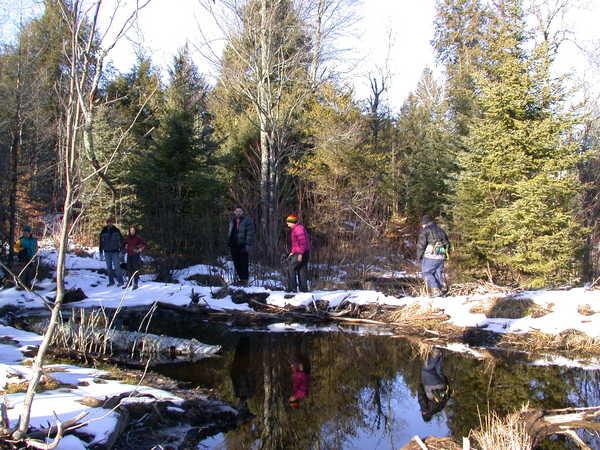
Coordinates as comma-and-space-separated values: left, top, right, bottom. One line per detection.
412, 435, 428, 450
23, 411, 88, 449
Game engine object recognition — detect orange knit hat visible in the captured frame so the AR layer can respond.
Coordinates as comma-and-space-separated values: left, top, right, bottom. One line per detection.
286, 214, 298, 223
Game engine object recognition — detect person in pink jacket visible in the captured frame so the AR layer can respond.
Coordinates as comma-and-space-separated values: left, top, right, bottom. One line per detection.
286, 214, 310, 292
289, 360, 310, 408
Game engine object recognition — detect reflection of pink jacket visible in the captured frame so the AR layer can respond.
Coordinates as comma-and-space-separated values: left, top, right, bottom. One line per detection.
292, 370, 310, 400
291, 224, 310, 254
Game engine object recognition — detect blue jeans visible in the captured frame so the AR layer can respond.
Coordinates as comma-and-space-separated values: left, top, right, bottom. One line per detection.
105, 251, 123, 285
421, 257, 445, 289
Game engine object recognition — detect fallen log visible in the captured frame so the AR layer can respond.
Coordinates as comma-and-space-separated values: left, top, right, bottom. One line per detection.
522, 406, 600, 448
401, 406, 600, 450
29, 319, 221, 360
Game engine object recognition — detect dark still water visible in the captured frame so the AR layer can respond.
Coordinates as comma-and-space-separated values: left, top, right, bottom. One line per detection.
153, 324, 600, 450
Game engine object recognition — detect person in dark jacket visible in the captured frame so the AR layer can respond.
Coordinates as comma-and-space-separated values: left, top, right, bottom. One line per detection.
18, 225, 38, 287
228, 207, 255, 285
418, 347, 451, 422
230, 335, 257, 413
416, 215, 450, 297
286, 214, 310, 292
99, 218, 124, 286
123, 226, 146, 290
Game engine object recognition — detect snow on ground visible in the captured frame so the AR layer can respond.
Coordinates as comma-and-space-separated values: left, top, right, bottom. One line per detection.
1, 249, 600, 448
0, 324, 182, 448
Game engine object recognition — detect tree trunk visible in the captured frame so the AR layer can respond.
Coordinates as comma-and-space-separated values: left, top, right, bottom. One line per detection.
258, 0, 278, 262
14, 180, 71, 439
8, 47, 23, 266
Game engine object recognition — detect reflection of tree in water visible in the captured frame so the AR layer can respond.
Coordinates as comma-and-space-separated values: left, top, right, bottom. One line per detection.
260, 334, 287, 449
221, 333, 413, 449
572, 370, 600, 447
440, 353, 585, 450
164, 329, 600, 449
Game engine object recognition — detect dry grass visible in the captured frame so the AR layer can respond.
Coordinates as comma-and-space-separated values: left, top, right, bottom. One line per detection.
52, 307, 122, 357
469, 296, 551, 319
0, 375, 63, 395
577, 304, 596, 316
501, 329, 600, 355
470, 408, 534, 450
389, 302, 435, 323
447, 282, 515, 296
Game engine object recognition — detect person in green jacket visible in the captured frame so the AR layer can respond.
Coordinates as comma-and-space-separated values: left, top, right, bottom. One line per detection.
18, 225, 38, 287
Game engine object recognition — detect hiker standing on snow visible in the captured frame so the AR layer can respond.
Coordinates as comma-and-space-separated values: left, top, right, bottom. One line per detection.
123, 226, 146, 290
416, 215, 450, 297
99, 218, 124, 287
286, 214, 310, 292
228, 207, 255, 285
18, 225, 38, 287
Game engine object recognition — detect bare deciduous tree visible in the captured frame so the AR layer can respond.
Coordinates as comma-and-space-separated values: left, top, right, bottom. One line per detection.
198, 0, 314, 260
9, 0, 151, 442
198, 0, 360, 261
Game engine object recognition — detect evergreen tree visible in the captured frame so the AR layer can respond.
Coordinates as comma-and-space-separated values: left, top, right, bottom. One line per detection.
433, 0, 490, 136
452, 0, 586, 287
83, 55, 163, 230
392, 68, 456, 222
133, 45, 222, 262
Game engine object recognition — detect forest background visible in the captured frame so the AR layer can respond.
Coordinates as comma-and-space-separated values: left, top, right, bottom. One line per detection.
2, 0, 600, 289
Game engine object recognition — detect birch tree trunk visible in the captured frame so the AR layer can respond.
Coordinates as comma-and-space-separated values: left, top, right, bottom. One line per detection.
12, 0, 151, 439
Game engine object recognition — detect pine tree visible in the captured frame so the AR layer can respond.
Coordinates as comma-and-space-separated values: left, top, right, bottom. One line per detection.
84, 55, 163, 229
133, 46, 222, 261
452, 0, 586, 287
393, 68, 456, 222
433, 0, 491, 136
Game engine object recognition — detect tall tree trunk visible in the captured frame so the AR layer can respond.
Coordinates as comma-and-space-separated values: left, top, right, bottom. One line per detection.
310, 0, 325, 83
8, 46, 23, 266
258, 0, 277, 261
14, 181, 71, 439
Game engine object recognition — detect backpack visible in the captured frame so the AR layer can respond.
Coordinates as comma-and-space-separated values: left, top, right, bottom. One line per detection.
433, 241, 448, 256
429, 225, 450, 258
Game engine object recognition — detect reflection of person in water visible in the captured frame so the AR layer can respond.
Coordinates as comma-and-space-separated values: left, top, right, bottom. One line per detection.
289, 358, 311, 408
230, 336, 256, 412
418, 347, 451, 422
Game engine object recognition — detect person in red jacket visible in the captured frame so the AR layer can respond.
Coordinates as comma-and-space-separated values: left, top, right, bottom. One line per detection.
288, 359, 310, 408
122, 226, 147, 290
286, 214, 310, 292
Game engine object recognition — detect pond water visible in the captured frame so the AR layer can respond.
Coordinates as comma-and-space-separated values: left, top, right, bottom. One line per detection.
149, 321, 600, 450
